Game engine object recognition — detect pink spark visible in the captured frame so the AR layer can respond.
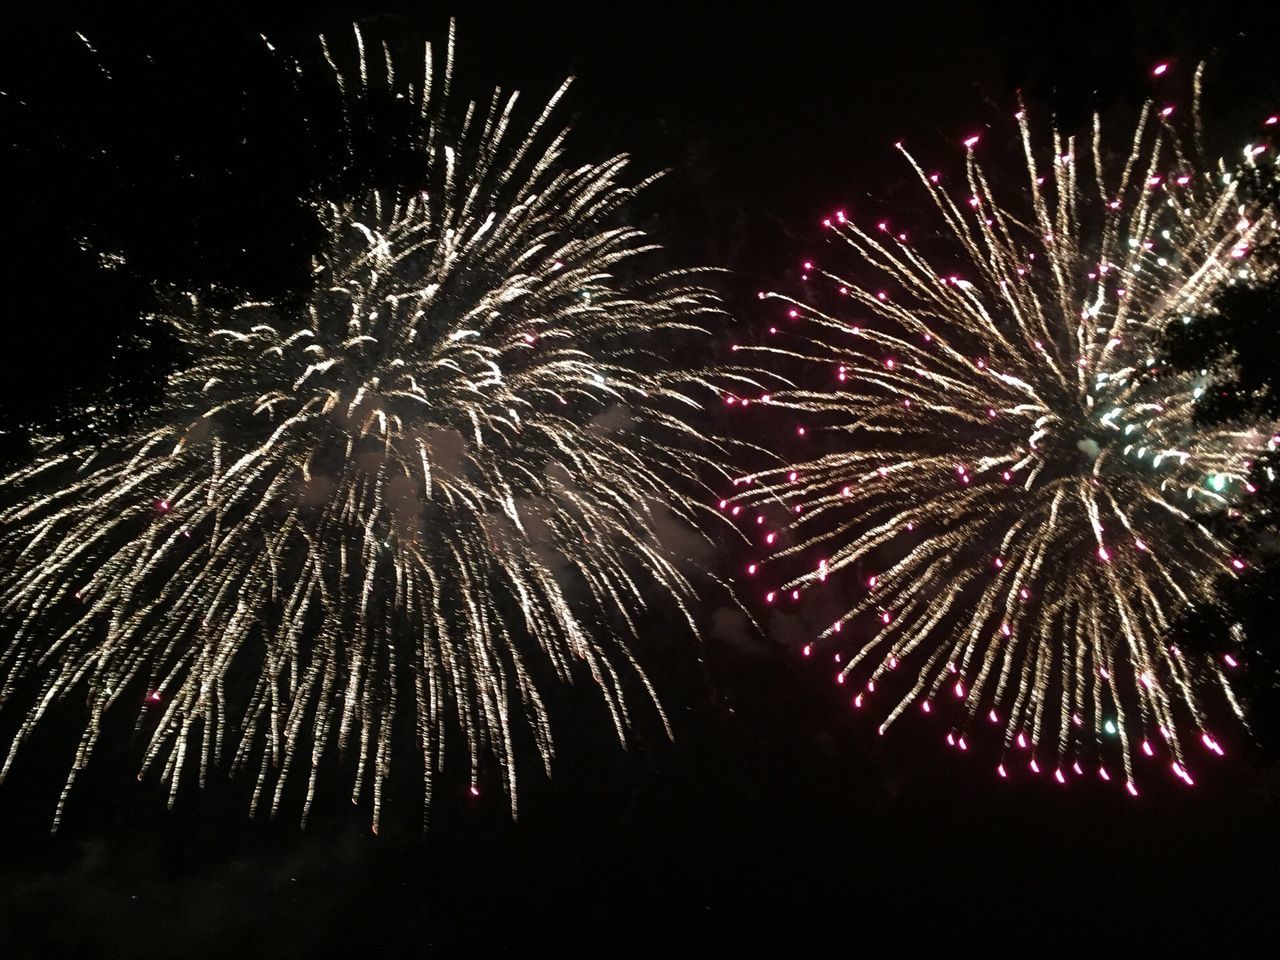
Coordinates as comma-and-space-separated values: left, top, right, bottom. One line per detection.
963, 135, 980, 148
1153, 62, 1168, 76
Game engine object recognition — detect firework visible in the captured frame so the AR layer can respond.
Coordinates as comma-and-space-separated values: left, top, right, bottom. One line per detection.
728, 71, 1279, 792
0, 25, 735, 831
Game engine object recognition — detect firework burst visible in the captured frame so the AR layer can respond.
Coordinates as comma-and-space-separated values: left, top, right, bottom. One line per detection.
728, 73, 1279, 793
0, 26, 735, 831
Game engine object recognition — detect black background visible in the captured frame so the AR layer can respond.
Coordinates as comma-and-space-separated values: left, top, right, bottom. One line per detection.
2, 1, 1279, 954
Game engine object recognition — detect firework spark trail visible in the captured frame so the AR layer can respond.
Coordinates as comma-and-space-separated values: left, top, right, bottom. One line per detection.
0, 25, 746, 832
727, 72, 1278, 793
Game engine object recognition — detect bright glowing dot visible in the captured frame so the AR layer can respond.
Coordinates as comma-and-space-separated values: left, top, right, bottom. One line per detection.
146, 691, 162, 703
885, 358, 895, 369
788, 471, 798, 482
946, 732, 956, 746
867, 575, 878, 588
718, 499, 727, 509
469, 785, 480, 797
854, 693, 863, 708
922, 701, 932, 714
802, 643, 812, 656
836, 674, 845, 685
1268, 116, 1279, 126
1141, 740, 1154, 757
791, 590, 800, 601
1231, 558, 1246, 570
1054, 768, 1066, 784
797, 426, 806, 436
989, 710, 999, 723
997, 764, 1007, 778
1224, 654, 1238, 668
730, 506, 741, 516
994, 557, 1004, 569
963, 135, 980, 148
1160, 105, 1174, 117
1099, 766, 1111, 781
1016, 732, 1027, 749
747, 564, 757, 575
1126, 780, 1139, 797
954, 680, 965, 698
1097, 546, 1111, 562
1104, 719, 1118, 735
803, 261, 813, 271
1000, 623, 1011, 637
766, 592, 776, 603
1029, 758, 1040, 773
765, 533, 776, 545
958, 736, 968, 751
1153, 62, 1168, 76
880, 611, 891, 624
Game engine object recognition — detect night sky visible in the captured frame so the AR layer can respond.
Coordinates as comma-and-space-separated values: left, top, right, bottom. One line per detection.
3, 2, 1280, 955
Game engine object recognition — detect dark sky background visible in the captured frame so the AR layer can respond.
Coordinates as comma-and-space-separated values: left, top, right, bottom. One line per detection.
2, 1, 1280, 955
